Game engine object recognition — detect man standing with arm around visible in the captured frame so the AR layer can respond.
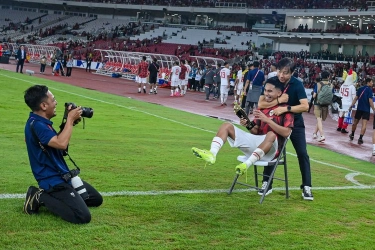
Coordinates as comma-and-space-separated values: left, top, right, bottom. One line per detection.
258, 58, 313, 200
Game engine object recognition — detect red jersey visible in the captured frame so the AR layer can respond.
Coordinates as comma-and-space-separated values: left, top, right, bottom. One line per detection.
179, 65, 187, 80
254, 104, 294, 157
138, 61, 148, 78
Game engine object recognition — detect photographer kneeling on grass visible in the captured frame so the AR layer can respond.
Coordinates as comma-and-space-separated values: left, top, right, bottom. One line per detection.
23, 85, 103, 224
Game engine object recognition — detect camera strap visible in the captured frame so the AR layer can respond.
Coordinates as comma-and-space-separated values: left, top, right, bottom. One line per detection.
30, 120, 81, 176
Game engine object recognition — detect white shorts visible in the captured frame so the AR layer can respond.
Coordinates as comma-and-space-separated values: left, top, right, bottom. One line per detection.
171, 78, 180, 87
138, 77, 147, 84
181, 79, 188, 85
236, 83, 244, 95
227, 125, 278, 161
220, 85, 229, 95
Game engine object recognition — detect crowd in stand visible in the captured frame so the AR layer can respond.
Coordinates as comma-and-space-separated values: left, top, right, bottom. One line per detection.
63, 0, 368, 9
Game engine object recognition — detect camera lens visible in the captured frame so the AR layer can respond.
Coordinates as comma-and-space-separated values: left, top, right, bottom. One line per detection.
81, 107, 94, 118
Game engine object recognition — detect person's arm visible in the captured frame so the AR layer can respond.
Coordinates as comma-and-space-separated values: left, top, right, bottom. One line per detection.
349, 96, 358, 110
258, 94, 288, 109
48, 107, 82, 150
253, 110, 291, 138
240, 118, 258, 134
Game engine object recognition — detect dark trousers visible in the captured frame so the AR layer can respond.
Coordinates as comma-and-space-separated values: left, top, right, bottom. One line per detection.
40, 64, 46, 73
66, 67, 72, 76
40, 180, 103, 224
16, 59, 25, 73
214, 82, 221, 98
262, 118, 312, 188
205, 83, 213, 100
189, 78, 196, 90
86, 63, 91, 72
245, 101, 258, 115
51, 62, 55, 72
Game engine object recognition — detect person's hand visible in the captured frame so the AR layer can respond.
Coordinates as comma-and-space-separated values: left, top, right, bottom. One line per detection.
279, 93, 289, 103
239, 118, 249, 127
253, 110, 270, 122
271, 106, 287, 116
67, 106, 82, 124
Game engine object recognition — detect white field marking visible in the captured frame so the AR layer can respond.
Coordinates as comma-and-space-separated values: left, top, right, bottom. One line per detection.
2, 72, 375, 198
345, 173, 366, 186
2, 185, 375, 200
287, 152, 375, 184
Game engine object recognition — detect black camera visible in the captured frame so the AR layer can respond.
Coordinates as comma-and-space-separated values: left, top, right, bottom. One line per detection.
64, 102, 94, 119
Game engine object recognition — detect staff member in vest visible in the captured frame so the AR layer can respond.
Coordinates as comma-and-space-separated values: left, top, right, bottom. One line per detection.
244, 61, 265, 115
258, 58, 314, 201
201, 64, 216, 101
16, 45, 26, 73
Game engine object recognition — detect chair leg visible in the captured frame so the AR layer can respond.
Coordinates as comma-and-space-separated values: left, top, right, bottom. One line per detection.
284, 157, 289, 199
228, 174, 240, 195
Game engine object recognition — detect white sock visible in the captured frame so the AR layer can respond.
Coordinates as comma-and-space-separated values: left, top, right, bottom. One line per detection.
171, 89, 174, 95
244, 148, 265, 168
143, 86, 146, 89
138, 87, 141, 92
373, 144, 375, 151
154, 86, 157, 91
210, 136, 224, 156
183, 85, 187, 94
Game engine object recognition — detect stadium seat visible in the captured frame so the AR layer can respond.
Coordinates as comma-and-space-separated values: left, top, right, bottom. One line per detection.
227, 133, 291, 204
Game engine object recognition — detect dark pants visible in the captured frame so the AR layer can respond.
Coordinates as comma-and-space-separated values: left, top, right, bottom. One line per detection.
214, 82, 221, 98
66, 67, 72, 76
262, 117, 312, 188
40, 180, 103, 224
16, 59, 25, 73
245, 101, 257, 115
86, 63, 91, 72
40, 64, 46, 73
205, 83, 213, 100
51, 62, 55, 72
189, 78, 196, 90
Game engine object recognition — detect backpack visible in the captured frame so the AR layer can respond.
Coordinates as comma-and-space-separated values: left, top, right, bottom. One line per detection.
317, 81, 333, 106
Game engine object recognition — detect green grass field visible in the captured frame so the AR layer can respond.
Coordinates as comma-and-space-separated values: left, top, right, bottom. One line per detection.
1, 70, 375, 249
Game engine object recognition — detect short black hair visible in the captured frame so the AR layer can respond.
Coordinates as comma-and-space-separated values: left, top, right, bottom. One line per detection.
24, 85, 49, 111
253, 61, 260, 67
265, 76, 284, 92
224, 62, 229, 66
217, 63, 222, 67
365, 78, 372, 84
277, 58, 296, 73
142, 56, 146, 61
321, 71, 330, 80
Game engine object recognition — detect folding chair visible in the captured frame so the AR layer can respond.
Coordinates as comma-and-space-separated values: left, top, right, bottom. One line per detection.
227, 134, 291, 204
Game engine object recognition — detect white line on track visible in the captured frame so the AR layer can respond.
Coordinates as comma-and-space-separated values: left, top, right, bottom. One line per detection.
1, 72, 375, 200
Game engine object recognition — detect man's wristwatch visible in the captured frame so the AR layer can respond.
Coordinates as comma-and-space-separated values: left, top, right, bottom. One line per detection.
287, 106, 291, 111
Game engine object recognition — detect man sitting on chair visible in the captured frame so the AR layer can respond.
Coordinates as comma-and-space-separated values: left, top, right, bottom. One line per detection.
192, 77, 293, 194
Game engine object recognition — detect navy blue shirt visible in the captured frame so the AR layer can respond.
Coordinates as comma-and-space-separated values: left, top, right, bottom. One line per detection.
25, 113, 70, 190
356, 86, 373, 112
247, 68, 265, 86
261, 76, 307, 122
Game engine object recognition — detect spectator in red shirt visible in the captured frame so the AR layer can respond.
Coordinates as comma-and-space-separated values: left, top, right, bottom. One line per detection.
137, 56, 149, 93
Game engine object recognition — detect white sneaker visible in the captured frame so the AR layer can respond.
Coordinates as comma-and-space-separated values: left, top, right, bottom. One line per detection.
317, 136, 325, 142
313, 133, 317, 139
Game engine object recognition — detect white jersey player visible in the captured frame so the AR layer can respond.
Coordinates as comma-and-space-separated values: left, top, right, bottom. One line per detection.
170, 61, 181, 96
220, 62, 231, 106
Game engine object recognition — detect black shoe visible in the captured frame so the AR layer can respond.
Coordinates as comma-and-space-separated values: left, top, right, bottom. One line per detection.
143, 88, 146, 93
138, 91, 141, 93
257, 181, 273, 196
341, 129, 349, 133
154, 90, 157, 94
358, 138, 364, 144
302, 186, 314, 201
337, 127, 342, 131
23, 186, 42, 215
349, 134, 354, 141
